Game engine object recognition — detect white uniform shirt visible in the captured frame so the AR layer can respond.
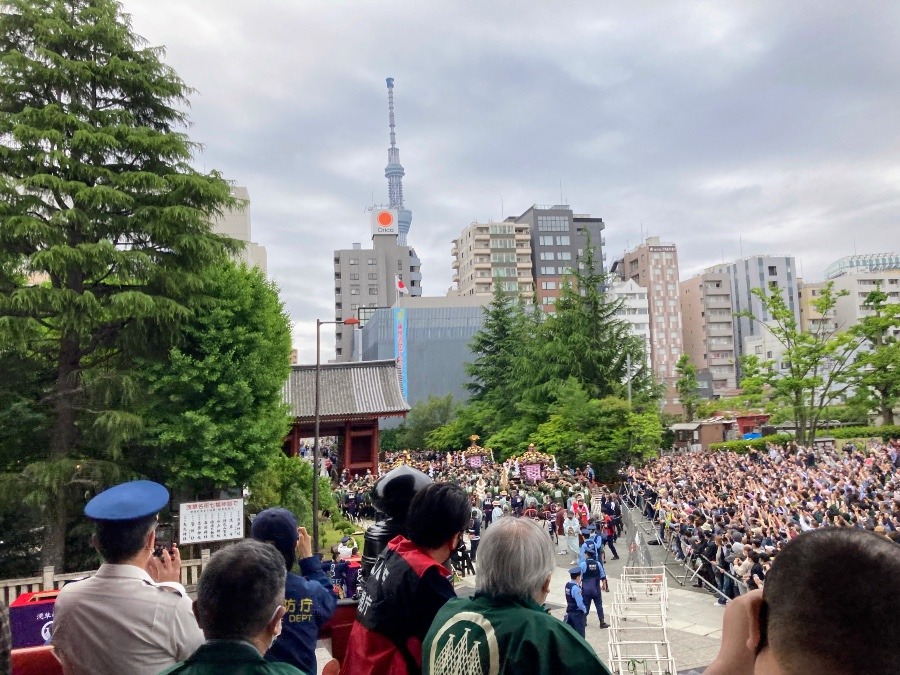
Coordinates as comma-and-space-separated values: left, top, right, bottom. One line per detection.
52, 563, 204, 675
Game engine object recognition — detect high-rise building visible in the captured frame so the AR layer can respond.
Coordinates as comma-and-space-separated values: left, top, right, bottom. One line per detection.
611, 237, 683, 410
515, 205, 605, 310
333, 79, 423, 361
824, 252, 900, 280
708, 255, 800, 365
608, 279, 651, 366
830, 269, 900, 333
210, 186, 267, 274
450, 221, 534, 299
679, 271, 738, 394
797, 280, 838, 335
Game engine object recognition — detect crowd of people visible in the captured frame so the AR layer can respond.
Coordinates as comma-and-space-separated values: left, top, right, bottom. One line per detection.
624, 438, 900, 605
9, 435, 895, 674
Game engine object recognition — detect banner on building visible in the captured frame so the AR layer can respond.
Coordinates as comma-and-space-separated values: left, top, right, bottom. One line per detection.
393, 306, 408, 400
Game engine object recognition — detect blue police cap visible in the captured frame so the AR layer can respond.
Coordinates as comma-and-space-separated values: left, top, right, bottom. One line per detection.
569, 566, 582, 576
84, 480, 169, 521
580, 527, 591, 536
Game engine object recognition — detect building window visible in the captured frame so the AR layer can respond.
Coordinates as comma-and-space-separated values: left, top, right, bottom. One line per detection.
350, 288, 360, 295
368, 273, 378, 280
492, 238, 515, 249
349, 273, 359, 280
369, 286, 378, 295
349, 258, 359, 265
558, 251, 572, 261
537, 216, 568, 232
556, 235, 571, 245
542, 296, 555, 305
540, 252, 555, 261
368, 258, 377, 265
539, 236, 554, 246
541, 281, 557, 290
540, 266, 556, 275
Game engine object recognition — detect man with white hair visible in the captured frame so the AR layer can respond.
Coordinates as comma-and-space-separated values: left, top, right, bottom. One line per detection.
422, 517, 611, 674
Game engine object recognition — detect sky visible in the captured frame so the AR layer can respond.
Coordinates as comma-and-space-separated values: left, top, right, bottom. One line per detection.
120, 1, 900, 362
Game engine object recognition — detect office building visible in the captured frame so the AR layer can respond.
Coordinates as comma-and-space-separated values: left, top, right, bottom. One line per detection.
707, 255, 800, 365
680, 270, 738, 393
611, 237, 683, 410
824, 252, 900, 280
333, 214, 422, 361
450, 221, 534, 300
358, 295, 490, 407
512, 205, 605, 311
210, 186, 267, 274
607, 279, 651, 366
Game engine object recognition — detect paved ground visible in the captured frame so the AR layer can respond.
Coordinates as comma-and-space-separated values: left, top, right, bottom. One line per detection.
315, 513, 724, 673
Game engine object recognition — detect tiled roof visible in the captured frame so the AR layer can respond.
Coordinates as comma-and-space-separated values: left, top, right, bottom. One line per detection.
283, 360, 410, 421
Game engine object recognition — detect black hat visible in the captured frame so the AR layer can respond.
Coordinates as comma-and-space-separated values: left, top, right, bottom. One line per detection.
251, 508, 298, 569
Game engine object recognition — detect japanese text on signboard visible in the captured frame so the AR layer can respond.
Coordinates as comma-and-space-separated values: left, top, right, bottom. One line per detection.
179, 499, 244, 544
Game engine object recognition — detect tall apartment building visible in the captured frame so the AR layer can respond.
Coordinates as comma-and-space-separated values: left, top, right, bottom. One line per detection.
798, 281, 838, 334
333, 209, 422, 361
210, 186, 268, 274
512, 205, 605, 311
608, 279, 651, 366
450, 221, 534, 300
679, 271, 738, 393
611, 237, 683, 410
824, 252, 900, 280
831, 269, 900, 333
708, 255, 800, 366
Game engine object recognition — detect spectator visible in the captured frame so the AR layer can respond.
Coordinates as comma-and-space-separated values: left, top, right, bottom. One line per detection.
250, 507, 338, 674
340, 482, 470, 674
423, 517, 611, 675
161, 540, 301, 674
52, 481, 203, 675
0, 600, 9, 675
704, 528, 900, 675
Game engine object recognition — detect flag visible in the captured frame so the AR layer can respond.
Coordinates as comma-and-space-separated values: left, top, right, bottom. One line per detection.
395, 275, 409, 294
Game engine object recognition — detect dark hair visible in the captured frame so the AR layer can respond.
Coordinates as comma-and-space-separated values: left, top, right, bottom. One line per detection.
94, 515, 157, 563
405, 483, 470, 549
196, 540, 286, 641
762, 528, 900, 674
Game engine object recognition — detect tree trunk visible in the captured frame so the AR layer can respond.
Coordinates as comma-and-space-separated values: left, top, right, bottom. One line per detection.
41, 336, 81, 570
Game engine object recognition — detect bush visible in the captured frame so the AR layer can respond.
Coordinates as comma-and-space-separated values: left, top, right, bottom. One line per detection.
824, 425, 900, 441
708, 434, 795, 453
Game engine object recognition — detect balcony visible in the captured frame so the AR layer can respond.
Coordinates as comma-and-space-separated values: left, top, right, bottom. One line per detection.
474, 260, 491, 269
451, 246, 458, 257
474, 247, 490, 255
451, 259, 460, 270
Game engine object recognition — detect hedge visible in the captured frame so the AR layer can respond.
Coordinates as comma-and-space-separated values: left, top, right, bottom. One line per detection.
708, 426, 900, 452
708, 434, 794, 453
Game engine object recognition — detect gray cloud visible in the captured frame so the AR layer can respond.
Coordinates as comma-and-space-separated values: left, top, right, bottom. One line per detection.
121, 1, 900, 361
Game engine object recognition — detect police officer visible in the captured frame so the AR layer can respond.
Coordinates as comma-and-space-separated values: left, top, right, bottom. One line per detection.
52, 480, 204, 675
580, 548, 610, 628
563, 566, 588, 638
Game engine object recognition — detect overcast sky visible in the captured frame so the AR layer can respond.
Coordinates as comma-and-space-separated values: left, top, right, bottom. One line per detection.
121, 1, 900, 362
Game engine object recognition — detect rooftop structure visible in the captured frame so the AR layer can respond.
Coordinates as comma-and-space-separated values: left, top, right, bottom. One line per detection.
824, 253, 900, 280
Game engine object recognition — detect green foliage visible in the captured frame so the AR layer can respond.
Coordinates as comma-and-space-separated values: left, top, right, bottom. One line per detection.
246, 454, 336, 531
708, 434, 795, 453
135, 263, 292, 497
397, 394, 457, 450
822, 425, 900, 441
675, 354, 701, 421
378, 426, 405, 452
848, 286, 900, 426
737, 283, 861, 445
0, 0, 239, 568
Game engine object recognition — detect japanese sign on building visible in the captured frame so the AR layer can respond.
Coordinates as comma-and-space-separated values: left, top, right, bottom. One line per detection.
179, 499, 244, 545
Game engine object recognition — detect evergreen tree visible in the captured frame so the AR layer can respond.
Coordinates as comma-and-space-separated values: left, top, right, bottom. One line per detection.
0, 0, 236, 568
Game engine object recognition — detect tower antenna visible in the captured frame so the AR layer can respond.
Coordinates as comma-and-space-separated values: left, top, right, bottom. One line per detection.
384, 77, 411, 244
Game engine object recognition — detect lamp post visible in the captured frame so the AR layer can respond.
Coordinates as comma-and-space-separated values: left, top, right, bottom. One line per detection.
312, 317, 359, 553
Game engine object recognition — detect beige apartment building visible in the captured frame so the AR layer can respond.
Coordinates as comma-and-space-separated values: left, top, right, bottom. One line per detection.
798, 280, 838, 334
450, 221, 534, 300
612, 237, 683, 410
680, 271, 738, 393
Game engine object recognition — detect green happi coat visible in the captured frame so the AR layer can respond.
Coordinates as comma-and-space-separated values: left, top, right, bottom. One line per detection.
422, 592, 612, 675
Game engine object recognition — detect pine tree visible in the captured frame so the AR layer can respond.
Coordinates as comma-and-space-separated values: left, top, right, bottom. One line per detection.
675, 354, 701, 421
848, 287, 900, 426
0, 0, 236, 568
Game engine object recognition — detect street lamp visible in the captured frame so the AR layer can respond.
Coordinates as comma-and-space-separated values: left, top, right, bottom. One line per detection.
312, 317, 359, 553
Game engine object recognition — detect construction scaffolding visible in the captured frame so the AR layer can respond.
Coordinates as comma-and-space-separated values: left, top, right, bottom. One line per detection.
607, 528, 678, 675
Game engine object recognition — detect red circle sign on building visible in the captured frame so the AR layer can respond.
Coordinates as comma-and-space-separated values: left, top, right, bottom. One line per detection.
376, 211, 394, 227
